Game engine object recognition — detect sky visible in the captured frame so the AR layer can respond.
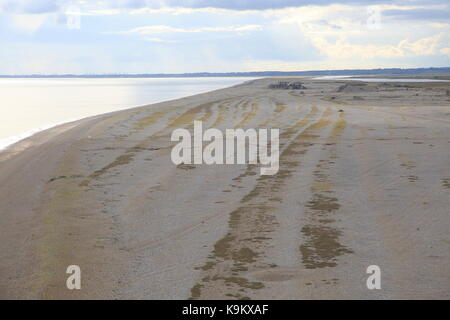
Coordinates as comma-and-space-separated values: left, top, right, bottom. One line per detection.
0, 0, 449, 74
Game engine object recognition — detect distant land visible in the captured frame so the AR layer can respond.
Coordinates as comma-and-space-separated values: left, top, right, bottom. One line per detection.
1, 67, 450, 78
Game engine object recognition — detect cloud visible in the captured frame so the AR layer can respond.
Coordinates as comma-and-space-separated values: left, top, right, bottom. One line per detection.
144, 37, 179, 43
3, 0, 447, 17
0, 0, 347, 14
383, 8, 450, 21
108, 0, 450, 11
115, 24, 263, 34
1, 0, 448, 74
10, 13, 49, 31
269, 4, 450, 60
0, 0, 60, 14
160, 0, 330, 11
310, 34, 449, 59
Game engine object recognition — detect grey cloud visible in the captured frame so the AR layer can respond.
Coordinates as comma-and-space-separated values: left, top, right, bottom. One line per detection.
3, 0, 449, 14
310, 19, 343, 29
110, 0, 149, 9
383, 8, 450, 21
140, 0, 450, 10
145, 0, 388, 10
1, 0, 60, 14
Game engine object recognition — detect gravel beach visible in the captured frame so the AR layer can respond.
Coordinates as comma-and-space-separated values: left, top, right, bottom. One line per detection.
1, 77, 450, 299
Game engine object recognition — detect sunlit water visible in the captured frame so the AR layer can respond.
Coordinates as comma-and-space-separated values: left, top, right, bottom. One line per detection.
0, 77, 256, 150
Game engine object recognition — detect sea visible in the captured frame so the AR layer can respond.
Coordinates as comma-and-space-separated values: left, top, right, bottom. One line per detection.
0, 77, 256, 150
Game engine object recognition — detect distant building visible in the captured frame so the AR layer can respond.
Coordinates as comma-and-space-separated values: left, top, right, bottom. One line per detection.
269, 81, 306, 90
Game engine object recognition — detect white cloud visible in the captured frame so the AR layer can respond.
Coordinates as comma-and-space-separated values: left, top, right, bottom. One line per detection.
429, 22, 450, 28
1, 1, 448, 73
128, 7, 258, 15
115, 24, 262, 34
144, 37, 179, 43
10, 13, 49, 32
84, 9, 122, 15
267, 4, 450, 60
308, 34, 449, 59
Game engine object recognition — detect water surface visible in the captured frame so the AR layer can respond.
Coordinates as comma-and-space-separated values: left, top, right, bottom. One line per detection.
0, 77, 255, 150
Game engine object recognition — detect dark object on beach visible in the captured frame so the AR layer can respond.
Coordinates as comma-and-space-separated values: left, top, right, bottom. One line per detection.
269, 81, 306, 90
337, 83, 365, 92
338, 109, 344, 112
337, 83, 378, 93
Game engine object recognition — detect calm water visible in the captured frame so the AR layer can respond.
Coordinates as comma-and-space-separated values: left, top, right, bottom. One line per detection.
0, 77, 256, 150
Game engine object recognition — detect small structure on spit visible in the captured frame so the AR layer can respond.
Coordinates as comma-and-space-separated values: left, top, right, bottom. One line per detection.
269, 81, 306, 90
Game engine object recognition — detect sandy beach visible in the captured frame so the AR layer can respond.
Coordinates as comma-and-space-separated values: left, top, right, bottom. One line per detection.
1, 77, 450, 299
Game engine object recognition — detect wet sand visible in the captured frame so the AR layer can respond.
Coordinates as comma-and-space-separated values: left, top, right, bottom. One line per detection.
1, 78, 450, 299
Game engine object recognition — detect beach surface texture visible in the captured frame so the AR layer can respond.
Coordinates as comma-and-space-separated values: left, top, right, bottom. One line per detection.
1, 77, 450, 299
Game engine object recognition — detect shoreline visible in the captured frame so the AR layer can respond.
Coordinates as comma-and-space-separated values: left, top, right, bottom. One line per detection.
1, 77, 450, 299
0, 77, 256, 154
2, 75, 447, 153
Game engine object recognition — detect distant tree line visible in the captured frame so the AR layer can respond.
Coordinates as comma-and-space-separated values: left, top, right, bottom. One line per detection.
1, 67, 449, 78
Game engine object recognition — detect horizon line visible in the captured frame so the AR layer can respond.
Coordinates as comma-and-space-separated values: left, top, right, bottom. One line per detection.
1, 67, 449, 78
